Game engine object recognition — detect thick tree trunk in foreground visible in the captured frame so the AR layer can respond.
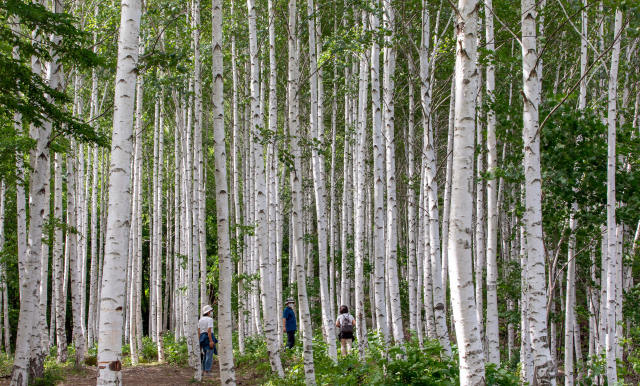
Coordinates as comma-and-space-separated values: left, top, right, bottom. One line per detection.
448, 1, 485, 384
96, 0, 141, 382
212, 1, 237, 381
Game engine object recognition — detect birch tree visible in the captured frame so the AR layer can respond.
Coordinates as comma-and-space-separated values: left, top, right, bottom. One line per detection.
212, 0, 236, 380
521, 0, 555, 383
448, 1, 485, 384
96, 0, 141, 382
247, 0, 283, 373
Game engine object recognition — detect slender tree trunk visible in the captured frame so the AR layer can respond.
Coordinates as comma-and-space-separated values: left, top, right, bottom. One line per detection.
565, 208, 577, 386
156, 89, 165, 360
475, 81, 485, 344
69, 140, 85, 371
605, 9, 623, 385
407, 56, 418, 339
329, 33, 338, 321
420, 0, 450, 354
484, 0, 499, 365
88, 142, 99, 347
521, 1, 555, 384
289, 0, 316, 381
53, 151, 67, 362
246, 0, 283, 372
0, 179, 5, 352
307, 0, 337, 358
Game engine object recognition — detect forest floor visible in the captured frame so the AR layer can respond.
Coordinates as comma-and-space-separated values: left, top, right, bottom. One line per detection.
0, 360, 269, 386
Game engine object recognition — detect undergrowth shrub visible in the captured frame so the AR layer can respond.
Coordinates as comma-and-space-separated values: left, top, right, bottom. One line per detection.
141, 336, 158, 361
260, 331, 520, 386
31, 357, 65, 386
163, 333, 189, 366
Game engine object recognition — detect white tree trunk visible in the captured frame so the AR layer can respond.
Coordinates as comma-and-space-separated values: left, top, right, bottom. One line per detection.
441, 77, 454, 311
95, 1, 141, 381
382, 0, 398, 346
605, 9, 622, 385
448, 1, 485, 384
289, 0, 316, 381
307, 0, 337, 358
420, 0, 450, 354
354, 9, 372, 353
521, 1, 555, 384
246, 0, 283, 372
69, 140, 86, 371
565, 208, 577, 386
88, 143, 100, 348
407, 56, 418, 338
329, 39, 338, 320
484, 0, 499, 365
212, 1, 237, 379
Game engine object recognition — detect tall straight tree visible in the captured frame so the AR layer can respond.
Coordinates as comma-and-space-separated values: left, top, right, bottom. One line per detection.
521, 0, 555, 384
53, 154, 66, 363
381, 0, 395, 345
289, 0, 316, 381
307, 0, 337, 358
566, 2, 589, 383
96, 0, 141, 382
484, 0, 499, 365
420, 0, 450, 355
448, 0, 485, 385
246, 0, 283, 373
11, 1, 60, 379
605, 9, 623, 386
212, 0, 237, 381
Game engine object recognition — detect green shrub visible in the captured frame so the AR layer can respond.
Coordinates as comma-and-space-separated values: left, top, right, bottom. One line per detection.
141, 336, 159, 361
164, 333, 189, 366
31, 358, 65, 386
368, 338, 458, 386
0, 353, 13, 377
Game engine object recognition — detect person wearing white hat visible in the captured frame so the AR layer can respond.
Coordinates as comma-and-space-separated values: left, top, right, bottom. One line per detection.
282, 297, 297, 350
198, 305, 216, 375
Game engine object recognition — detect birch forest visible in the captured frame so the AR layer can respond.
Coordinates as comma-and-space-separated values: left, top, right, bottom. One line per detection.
1, 0, 640, 385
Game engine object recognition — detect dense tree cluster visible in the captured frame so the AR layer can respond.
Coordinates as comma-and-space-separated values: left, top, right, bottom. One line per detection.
0, 0, 639, 385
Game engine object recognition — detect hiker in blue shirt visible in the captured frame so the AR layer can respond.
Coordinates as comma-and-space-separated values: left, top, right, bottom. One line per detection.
282, 297, 297, 350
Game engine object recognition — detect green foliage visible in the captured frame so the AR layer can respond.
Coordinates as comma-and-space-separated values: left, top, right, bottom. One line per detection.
368, 339, 458, 386
164, 333, 189, 366
141, 336, 159, 361
0, 0, 106, 145
0, 352, 13, 377
258, 331, 519, 386
31, 357, 65, 386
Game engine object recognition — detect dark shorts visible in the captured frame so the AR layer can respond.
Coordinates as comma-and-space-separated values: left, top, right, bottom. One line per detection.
338, 331, 354, 340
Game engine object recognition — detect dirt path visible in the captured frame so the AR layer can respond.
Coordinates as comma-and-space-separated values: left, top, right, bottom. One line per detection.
0, 361, 267, 386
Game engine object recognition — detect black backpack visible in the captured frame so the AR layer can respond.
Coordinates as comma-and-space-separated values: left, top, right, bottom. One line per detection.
340, 315, 354, 333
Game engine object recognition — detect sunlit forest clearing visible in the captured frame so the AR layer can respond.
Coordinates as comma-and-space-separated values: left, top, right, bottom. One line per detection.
1, 0, 639, 385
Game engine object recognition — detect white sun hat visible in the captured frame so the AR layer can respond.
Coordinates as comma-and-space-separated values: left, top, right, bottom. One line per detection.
202, 305, 213, 316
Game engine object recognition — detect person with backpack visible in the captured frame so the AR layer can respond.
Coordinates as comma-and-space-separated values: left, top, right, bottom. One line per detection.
198, 305, 217, 376
335, 305, 356, 356
282, 297, 297, 350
